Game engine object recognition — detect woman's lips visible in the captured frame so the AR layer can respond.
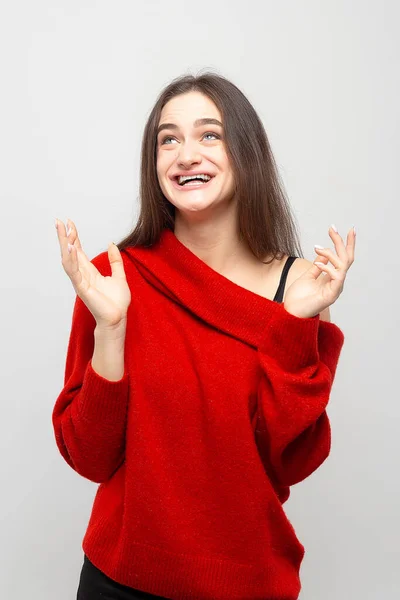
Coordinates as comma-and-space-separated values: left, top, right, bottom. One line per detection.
170, 176, 215, 191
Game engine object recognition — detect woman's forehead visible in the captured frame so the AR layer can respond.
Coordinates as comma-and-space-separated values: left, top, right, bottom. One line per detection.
159, 92, 221, 124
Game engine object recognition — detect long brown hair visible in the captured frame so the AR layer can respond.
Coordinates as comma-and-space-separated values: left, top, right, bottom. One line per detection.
116, 71, 304, 263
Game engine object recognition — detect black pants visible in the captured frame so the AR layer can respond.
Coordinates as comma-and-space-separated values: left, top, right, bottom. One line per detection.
77, 555, 170, 599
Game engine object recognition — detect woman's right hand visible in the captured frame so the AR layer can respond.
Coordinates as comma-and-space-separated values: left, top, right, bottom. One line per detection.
56, 218, 132, 329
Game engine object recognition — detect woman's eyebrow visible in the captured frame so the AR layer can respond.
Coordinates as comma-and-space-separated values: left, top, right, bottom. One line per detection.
157, 118, 223, 135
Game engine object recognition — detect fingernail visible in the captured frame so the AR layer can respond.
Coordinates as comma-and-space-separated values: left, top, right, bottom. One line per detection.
66, 226, 71, 236
331, 224, 338, 233
314, 244, 324, 249
68, 243, 73, 254
353, 226, 356, 235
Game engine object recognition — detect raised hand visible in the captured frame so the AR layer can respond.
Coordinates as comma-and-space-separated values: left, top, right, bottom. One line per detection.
55, 218, 131, 329
283, 225, 356, 319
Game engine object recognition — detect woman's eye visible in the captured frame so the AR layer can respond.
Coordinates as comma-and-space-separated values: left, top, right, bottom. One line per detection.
203, 132, 219, 141
160, 132, 220, 145
161, 136, 176, 145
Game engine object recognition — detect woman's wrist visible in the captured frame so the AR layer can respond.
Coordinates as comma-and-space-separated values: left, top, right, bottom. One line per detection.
283, 303, 320, 320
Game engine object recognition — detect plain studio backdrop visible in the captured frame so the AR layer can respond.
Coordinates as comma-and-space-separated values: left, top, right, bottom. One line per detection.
1, 1, 398, 598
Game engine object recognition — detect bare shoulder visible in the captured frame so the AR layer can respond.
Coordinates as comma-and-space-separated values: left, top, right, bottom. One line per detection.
285, 257, 331, 322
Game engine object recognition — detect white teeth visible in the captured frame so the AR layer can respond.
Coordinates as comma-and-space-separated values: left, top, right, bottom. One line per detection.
178, 174, 212, 185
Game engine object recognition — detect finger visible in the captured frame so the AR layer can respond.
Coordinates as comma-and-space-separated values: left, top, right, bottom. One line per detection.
55, 218, 66, 251
329, 226, 357, 271
65, 219, 95, 276
56, 219, 72, 262
345, 227, 356, 264
314, 259, 345, 284
108, 242, 127, 280
57, 219, 81, 283
309, 254, 330, 279
56, 219, 101, 297
314, 246, 343, 270
66, 219, 83, 251
314, 260, 346, 299
328, 225, 349, 263
56, 219, 83, 279
67, 246, 86, 293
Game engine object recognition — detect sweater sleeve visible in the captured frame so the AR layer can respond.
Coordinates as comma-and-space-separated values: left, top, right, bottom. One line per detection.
255, 304, 345, 490
51, 253, 130, 483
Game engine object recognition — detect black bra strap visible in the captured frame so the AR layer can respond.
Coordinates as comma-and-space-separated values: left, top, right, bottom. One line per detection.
273, 256, 298, 303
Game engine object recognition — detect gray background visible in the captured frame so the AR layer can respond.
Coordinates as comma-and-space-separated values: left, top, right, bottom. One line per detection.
1, 1, 398, 598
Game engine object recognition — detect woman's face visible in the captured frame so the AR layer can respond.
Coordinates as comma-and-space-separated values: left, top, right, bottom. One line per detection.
156, 91, 236, 217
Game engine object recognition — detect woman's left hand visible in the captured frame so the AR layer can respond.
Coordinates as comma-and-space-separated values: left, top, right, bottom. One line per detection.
283, 225, 356, 319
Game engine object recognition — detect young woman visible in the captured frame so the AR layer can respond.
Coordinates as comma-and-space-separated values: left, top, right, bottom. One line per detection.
53, 72, 355, 600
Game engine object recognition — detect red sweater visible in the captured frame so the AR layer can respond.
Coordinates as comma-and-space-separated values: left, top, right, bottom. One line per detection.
52, 227, 345, 600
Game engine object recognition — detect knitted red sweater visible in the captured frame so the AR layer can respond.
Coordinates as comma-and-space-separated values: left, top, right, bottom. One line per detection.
52, 228, 345, 600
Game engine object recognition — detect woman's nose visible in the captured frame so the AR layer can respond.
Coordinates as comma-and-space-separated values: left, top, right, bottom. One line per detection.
177, 142, 201, 167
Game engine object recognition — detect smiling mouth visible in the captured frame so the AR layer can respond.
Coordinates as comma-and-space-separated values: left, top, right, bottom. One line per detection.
175, 174, 214, 186
178, 180, 210, 186
172, 175, 215, 189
